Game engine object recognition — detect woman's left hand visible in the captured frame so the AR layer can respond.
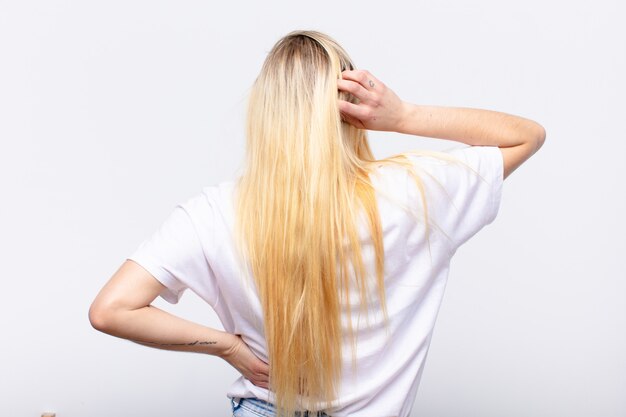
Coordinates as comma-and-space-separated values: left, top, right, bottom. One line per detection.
221, 333, 270, 389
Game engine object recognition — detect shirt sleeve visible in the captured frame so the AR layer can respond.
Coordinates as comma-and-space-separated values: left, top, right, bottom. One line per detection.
405, 145, 504, 254
126, 201, 217, 305
440, 145, 504, 252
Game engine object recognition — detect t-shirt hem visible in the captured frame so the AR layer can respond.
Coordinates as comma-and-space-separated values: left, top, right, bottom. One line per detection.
485, 146, 504, 225
126, 256, 183, 304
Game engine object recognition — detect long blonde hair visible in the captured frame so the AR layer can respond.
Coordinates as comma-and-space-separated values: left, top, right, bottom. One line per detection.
234, 30, 468, 416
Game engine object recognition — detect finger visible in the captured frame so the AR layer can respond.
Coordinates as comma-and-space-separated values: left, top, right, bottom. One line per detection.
338, 99, 368, 121
254, 367, 269, 378
341, 69, 381, 90
252, 362, 270, 378
340, 111, 364, 129
252, 372, 269, 384
251, 375, 269, 386
255, 380, 270, 389
337, 78, 371, 103
338, 111, 365, 130
250, 376, 267, 388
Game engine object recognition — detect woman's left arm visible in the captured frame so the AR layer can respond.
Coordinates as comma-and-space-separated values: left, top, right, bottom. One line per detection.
89, 260, 270, 388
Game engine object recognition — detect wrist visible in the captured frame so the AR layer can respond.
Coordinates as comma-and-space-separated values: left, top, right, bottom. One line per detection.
396, 101, 416, 135
217, 332, 239, 359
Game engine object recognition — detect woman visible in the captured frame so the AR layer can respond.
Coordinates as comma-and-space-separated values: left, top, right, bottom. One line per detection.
89, 30, 545, 417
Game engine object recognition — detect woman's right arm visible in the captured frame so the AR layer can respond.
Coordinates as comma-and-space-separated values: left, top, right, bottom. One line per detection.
337, 69, 546, 180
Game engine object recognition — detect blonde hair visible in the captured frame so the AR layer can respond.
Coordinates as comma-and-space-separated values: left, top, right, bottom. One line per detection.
234, 29, 470, 416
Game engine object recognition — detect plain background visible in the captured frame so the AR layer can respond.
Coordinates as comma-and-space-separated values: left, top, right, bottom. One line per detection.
1, 0, 624, 416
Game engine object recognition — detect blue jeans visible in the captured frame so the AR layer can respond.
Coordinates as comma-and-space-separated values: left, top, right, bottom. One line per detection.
230, 396, 331, 416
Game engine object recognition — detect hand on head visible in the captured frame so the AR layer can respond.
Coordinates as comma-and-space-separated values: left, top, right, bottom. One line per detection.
337, 69, 407, 132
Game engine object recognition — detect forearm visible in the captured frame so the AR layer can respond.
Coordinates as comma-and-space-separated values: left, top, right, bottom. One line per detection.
92, 304, 235, 358
397, 103, 544, 148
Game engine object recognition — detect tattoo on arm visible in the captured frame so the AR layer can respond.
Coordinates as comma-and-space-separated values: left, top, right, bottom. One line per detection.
139, 340, 217, 347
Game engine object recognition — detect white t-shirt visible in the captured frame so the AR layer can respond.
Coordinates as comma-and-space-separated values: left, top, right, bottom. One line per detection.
127, 145, 504, 417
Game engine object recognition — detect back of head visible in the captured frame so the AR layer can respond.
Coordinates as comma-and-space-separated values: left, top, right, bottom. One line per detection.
244, 30, 374, 174
234, 30, 388, 416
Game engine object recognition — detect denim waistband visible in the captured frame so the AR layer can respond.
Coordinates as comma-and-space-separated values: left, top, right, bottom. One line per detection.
230, 396, 331, 416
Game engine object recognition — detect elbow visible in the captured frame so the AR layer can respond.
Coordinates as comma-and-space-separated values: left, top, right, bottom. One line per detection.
523, 121, 546, 154
88, 301, 115, 333
534, 123, 546, 152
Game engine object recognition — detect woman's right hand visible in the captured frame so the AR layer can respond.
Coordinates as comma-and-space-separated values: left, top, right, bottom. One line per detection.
337, 69, 408, 132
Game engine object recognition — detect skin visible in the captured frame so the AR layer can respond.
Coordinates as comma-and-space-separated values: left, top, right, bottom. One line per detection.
89, 260, 271, 389
337, 69, 546, 180
89, 68, 546, 389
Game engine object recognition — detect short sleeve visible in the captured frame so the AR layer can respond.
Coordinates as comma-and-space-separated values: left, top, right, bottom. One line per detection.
441, 145, 503, 252
405, 145, 503, 254
127, 202, 218, 305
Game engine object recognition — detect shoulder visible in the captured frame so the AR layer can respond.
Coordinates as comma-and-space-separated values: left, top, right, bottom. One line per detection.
445, 145, 503, 171
403, 145, 502, 186
175, 179, 238, 232
403, 144, 496, 168
178, 180, 237, 211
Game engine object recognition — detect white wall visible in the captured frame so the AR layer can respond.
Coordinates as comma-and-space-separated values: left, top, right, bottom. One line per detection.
1, 1, 624, 416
